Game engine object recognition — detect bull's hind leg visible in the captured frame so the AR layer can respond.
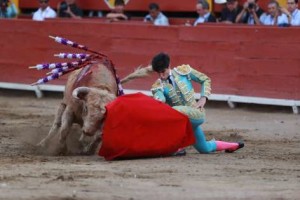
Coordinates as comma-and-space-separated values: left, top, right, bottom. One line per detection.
37, 102, 66, 147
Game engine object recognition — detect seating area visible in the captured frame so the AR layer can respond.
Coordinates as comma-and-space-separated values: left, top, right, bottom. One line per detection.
18, 0, 197, 20
18, 0, 293, 25
19, 0, 289, 13
20, 0, 209, 12
19, 0, 296, 27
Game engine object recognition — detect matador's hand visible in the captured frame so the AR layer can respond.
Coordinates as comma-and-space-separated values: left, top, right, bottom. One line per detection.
195, 97, 207, 109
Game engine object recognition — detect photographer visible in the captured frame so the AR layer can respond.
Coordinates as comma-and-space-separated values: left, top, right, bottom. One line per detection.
220, 0, 243, 24
236, 0, 264, 25
57, 0, 82, 19
0, 0, 17, 18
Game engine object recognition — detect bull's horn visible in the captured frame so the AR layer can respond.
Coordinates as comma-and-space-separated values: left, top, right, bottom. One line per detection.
72, 87, 90, 100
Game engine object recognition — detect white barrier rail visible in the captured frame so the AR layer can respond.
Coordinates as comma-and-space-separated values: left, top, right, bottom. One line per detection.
0, 82, 299, 114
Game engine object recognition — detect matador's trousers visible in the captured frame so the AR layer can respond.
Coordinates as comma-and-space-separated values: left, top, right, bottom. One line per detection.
173, 106, 217, 153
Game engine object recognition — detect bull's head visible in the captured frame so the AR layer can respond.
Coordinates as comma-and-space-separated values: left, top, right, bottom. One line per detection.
72, 87, 116, 136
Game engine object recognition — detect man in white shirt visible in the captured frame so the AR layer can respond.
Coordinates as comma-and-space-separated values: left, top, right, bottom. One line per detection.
33, 0, 56, 21
286, 0, 300, 26
260, 0, 289, 26
144, 3, 169, 26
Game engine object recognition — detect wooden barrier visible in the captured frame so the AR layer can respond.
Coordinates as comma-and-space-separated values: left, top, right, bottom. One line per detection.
0, 19, 299, 112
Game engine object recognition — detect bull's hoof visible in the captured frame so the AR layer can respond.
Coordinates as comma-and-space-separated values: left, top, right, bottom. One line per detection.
81, 144, 95, 155
81, 141, 101, 155
56, 142, 68, 155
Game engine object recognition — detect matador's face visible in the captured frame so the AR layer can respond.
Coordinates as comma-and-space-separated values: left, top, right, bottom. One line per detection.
157, 67, 171, 80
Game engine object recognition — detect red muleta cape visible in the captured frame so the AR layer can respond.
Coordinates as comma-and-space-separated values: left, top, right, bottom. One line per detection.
98, 93, 195, 160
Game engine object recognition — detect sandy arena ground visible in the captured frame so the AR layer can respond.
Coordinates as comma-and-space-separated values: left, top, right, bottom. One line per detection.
0, 89, 299, 200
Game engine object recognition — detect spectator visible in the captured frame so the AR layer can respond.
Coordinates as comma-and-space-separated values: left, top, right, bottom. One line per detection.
235, 0, 264, 24
194, 0, 216, 26
260, 0, 290, 26
220, 0, 243, 23
286, 0, 300, 25
144, 3, 169, 26
106, 0, 130, 22
33, 0, 56, 21
0, 0, 17, 18
57, 0, 82, 19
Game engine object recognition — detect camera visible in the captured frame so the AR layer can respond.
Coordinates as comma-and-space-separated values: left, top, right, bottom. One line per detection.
248, 3, 255, 9
59, 1, 68, 12
145, 16, 152, 22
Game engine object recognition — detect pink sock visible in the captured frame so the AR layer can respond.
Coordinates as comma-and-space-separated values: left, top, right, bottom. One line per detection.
216, 141, 239, 151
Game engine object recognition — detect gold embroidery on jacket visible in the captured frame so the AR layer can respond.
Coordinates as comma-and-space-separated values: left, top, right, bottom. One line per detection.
174, 64, 192, 75
172, 69, 196, 106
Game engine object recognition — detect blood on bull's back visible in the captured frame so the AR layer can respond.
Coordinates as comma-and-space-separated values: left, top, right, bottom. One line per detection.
63, 62, 118, 106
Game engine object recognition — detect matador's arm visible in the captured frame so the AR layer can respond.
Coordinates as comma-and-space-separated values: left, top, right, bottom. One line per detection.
189, 67, 211, 98
151, 80, 166, 103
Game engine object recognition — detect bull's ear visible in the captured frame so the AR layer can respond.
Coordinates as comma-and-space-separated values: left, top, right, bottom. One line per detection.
72, 87, 90, 100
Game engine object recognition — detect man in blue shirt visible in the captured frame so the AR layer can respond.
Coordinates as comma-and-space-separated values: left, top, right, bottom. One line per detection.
260, 0, 290, 26
286, 0, 300, 26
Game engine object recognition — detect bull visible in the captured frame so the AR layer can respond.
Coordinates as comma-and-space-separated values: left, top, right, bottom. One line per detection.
37, 60, 152, 155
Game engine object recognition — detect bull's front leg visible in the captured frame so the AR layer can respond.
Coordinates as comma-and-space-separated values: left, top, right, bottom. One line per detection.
81, 130, 102, 155
57, 107, 74, 154
37, 102, 66, 147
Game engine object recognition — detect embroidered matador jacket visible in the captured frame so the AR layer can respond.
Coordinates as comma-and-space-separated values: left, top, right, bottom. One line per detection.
151, 64, 211, 121
151, 64, 211, 106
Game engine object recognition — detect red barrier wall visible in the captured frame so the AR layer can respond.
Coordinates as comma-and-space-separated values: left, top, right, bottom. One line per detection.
0, 19, 299, 100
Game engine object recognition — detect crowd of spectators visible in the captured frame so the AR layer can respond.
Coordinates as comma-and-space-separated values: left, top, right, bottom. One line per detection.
1, 0, 300, 27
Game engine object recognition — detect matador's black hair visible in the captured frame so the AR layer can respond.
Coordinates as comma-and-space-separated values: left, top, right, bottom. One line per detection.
151, 52, 170, 72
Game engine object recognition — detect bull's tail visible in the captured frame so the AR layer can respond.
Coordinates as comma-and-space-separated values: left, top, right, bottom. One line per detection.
120, 65, 153, 84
